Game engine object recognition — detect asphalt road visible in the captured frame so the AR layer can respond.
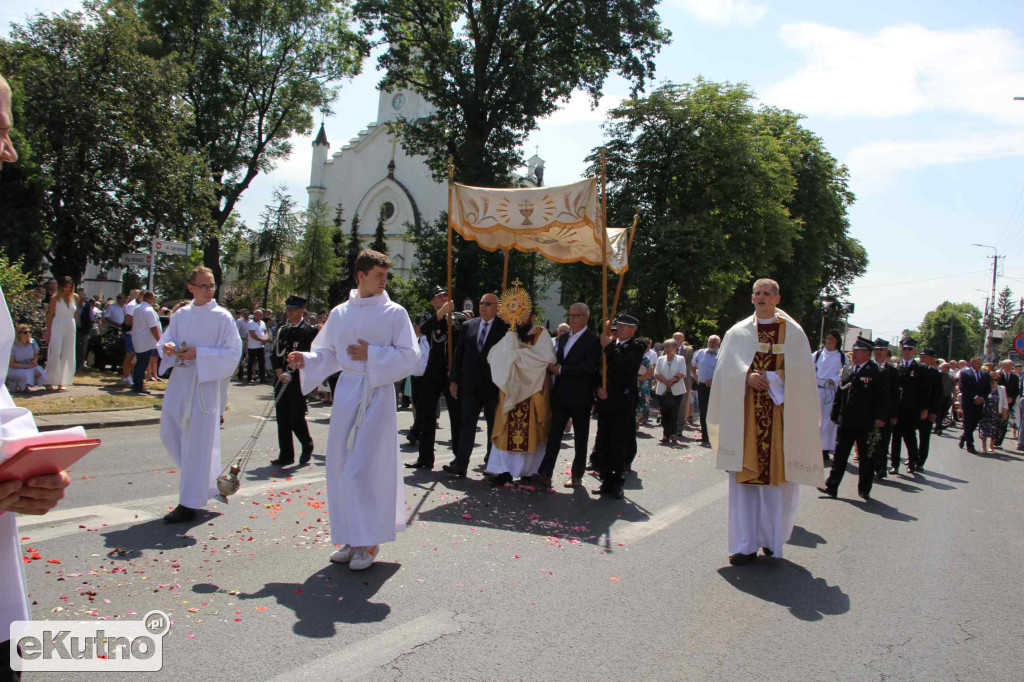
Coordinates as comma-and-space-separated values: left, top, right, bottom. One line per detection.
13, 382, 1024, 681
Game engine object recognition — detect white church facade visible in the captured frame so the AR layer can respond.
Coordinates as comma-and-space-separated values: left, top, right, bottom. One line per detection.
304, 89, 562, 322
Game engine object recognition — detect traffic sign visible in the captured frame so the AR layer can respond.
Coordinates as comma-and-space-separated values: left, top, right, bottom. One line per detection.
1013, 331, 1024, 356
121, 253, 153, 266
154, 240, 189, 256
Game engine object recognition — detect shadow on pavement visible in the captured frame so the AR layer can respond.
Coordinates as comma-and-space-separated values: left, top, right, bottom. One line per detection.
101, 515, 214, 558
919, 471, 967, 484
840, 497, 917, 522
717, 559, 850, 621
205, 562, 401, 637
787, 525, 826, 549
873, 477, 923, 493
408, 471, 650, 553
905, 473, 956, 491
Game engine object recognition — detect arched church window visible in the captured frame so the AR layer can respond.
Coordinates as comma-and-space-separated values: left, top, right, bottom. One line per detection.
381, 201, 396, 221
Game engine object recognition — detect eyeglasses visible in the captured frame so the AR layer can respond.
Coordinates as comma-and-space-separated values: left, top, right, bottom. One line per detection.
191, 283, 216, 290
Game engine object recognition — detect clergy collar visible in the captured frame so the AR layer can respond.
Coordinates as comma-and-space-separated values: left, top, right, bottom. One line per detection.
755, 315, 777, 324
348, 289, 391, 306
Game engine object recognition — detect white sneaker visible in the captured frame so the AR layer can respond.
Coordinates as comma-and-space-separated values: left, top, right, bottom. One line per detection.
329, 545, 354, 563
348, 545, 379, 571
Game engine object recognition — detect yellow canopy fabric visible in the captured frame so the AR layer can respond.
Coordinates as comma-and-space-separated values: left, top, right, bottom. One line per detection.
450, 178, 628, 273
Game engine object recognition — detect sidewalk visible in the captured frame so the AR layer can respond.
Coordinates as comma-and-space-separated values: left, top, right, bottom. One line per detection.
14, 371, 282, 432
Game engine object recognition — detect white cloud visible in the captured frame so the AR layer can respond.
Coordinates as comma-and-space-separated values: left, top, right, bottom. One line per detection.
764, 23, 1024, 124
672, 0, 766, 28
543, 91, 626, 126
845, 129, 1024, 194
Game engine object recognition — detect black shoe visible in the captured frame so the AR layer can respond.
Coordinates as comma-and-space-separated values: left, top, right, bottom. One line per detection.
299, 451, 313, 466
270, 457, 294, 466
405, 433, 418, 445
858, 491, 871, 501
966, 446, 978, 454
729, 552, 757, 566
876, 471, 887, 480
593, 481, 615, 496
817, 486, 837, 499
163, 504, 197, 523
958, 437, 965, 450
489, 472, 514, 487
761, 547, 774, 557
442, 463, 467, 478
889, 465, 899, 475
611, 486, 625, 499
404, 461, 433, 470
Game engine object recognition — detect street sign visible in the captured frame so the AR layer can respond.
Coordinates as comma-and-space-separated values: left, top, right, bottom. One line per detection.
121, 253, 153, 266
1013, 331, 1024, 356
154, 240, 189, 256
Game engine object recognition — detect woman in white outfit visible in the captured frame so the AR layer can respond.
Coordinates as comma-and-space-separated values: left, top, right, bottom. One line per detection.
44, 275, 79, 390
813, 329, 846, 465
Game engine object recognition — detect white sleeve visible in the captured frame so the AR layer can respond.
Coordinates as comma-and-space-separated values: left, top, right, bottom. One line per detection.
366, 309, 419, 389
195, 315, 244, 383
299, 312, 343, 395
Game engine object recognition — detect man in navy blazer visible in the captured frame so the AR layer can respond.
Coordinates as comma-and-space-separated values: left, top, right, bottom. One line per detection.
533, 303, 601, 488
958, 356, 990, 454
444, 292, 509, 477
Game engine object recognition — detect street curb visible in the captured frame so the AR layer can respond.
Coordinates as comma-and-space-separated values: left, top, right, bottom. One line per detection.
34, 411, 163, 432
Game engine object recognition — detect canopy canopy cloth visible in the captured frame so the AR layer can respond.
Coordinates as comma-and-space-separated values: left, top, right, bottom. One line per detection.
449, 178, 629, 273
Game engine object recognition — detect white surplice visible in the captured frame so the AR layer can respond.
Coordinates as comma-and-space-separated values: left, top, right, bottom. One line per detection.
158, 300, 242, 509
814, 348, 844, 451
299, 290, 418, 548
0, 286, 87, 639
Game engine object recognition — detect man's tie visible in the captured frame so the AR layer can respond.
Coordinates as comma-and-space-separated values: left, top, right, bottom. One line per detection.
477, 321, 489, 352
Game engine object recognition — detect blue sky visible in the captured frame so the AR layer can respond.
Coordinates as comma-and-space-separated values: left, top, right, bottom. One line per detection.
5, 0, 1024, 343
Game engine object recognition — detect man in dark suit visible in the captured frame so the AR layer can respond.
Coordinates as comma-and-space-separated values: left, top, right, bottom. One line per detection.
407, 286, 468, 470
915, 348, 944, 469
889, 337, 932, 474
444, 292, 509, 477
872, 339, 900, 480
958, 356, 990, 454
532, 303, 601, 489
594, 314, 645, 499
820, 337, 888, 501
994, 359, 1019, 448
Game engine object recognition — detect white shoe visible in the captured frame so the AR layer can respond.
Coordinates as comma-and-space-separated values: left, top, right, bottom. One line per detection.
349, 545, 379, 571
329, 545, 354, 563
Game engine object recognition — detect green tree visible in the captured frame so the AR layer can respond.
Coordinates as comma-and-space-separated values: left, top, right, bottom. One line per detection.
0, 251, 45, 338
325, 202, 349, 306
140, 0, 368, 292
0, 80, 47, 273
255, 188, 301, 308
995, 285, 1016, 329
918, 301, 983, 360
0, 1, 207, 281
371, 206, 389, 254
341, 213, 364, 295
291, 199, 341, 310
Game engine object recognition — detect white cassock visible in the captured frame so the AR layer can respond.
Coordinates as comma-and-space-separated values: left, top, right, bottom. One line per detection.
813, 348, 844, 451
158, 300, 242, 509
707, 308, 822, 557
0, 286, 87, 640
299, 290, 418, 548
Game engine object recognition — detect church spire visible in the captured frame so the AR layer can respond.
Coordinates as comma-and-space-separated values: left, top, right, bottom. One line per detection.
313, 123, 329, 147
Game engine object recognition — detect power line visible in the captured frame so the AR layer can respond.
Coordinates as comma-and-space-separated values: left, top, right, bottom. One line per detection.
849, 269, 988, 290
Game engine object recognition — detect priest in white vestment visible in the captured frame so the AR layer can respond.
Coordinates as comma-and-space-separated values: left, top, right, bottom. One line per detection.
486, 306, 555, 486
814, 329, 845, 463
706, 278, 822, 565
158, 266, 242, 523
289, 250, 418, 571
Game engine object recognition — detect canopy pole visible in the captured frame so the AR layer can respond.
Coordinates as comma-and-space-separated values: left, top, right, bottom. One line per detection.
446, 156, 455, 369
610, 213, 641, 321
502, 249, 511, 290
600, 148, 609, 390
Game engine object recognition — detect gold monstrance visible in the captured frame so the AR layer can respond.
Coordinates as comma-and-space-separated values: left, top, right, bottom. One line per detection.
498, 278, 533, 327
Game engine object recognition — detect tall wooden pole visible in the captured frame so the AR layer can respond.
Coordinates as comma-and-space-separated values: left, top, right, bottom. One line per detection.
446, 156, 455, 369
600, 148, 609, 390
502, 249, 511, 290
610, 213, 640, 321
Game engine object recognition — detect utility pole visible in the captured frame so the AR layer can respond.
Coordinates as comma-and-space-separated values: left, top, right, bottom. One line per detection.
979, 297, 989, 358
973, 244, 1000, 361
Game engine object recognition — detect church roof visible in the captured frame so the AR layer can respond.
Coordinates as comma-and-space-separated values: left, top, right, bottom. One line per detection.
313, 123, 329, 147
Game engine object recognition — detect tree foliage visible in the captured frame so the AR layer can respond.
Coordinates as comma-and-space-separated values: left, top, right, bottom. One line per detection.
291, 199, 341, 310
140, 0, 368, 291
0, 1, 211, 282
995, 285, 1016, 329
560, 80, 866, 340
917, 301, 984, 361
255, 188, 302, 308
372, 206, 389, 254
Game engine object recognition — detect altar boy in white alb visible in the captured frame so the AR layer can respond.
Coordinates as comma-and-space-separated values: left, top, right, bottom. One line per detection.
706, 278, 822, 565
288, 250, 418, 571
158, 266, 243, 523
